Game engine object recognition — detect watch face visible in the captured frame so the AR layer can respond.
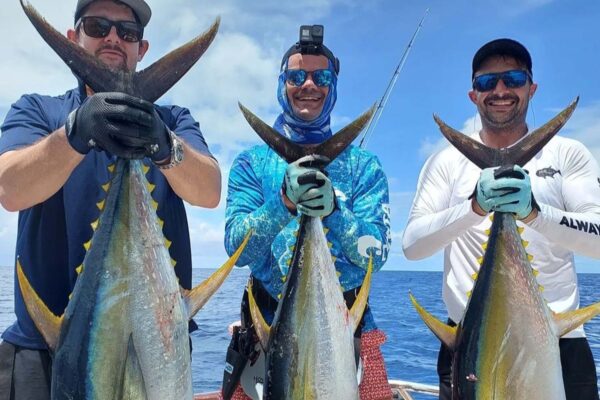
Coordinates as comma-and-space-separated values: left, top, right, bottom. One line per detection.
157, 133, 183, 169
173, 137, 184, 162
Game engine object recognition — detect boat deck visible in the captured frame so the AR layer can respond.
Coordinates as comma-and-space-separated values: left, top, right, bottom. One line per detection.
193, 379, 440, 399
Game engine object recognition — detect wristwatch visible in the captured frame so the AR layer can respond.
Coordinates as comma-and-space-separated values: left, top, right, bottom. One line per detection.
156, 131, 184, 169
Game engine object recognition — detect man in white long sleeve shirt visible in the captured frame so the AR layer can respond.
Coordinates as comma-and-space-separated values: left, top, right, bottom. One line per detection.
402, 38, 600, 400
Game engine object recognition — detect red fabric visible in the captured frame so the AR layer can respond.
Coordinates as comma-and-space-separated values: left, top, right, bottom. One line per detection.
358, 329, 393, 400
227, 384, 251, 400
223, 329, 392, 400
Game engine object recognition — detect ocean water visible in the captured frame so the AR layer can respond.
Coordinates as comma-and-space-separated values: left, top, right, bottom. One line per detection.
1, 266, 599, 398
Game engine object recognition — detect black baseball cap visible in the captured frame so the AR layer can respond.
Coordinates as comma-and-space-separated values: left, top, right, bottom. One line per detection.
74, 0, 152, 27
472, 38, 532, 79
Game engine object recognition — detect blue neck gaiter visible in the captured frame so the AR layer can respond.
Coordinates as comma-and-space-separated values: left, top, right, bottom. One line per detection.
273, 59, 338, 144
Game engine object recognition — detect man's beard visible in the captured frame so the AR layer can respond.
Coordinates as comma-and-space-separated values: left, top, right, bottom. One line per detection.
95, 44, 129, 72
479, 94, 528, 130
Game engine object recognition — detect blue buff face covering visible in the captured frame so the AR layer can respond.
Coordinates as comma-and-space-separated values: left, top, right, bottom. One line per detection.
273, 59, 338, 144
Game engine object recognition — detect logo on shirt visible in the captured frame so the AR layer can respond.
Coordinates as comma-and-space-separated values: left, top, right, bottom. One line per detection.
559, 216, 600, 236
536, 167, 561, 179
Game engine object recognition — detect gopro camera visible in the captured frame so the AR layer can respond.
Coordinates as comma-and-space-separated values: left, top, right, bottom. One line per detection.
298, 25, 324, 54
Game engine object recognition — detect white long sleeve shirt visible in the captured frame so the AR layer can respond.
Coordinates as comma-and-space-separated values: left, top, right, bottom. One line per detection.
402, 132, 600, 338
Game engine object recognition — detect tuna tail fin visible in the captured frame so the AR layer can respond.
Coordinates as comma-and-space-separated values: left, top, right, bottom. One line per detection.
349, 256, 373, 333
134, 18, 220, 102
20, 0, 219, 102
183, 231, 251, 319
238, 102, 376, 163
553, 301, 600, 337
247, 279, 271, 350
16, 259, 63, 351
433, 97, 578, 169
409, 292, 457, 350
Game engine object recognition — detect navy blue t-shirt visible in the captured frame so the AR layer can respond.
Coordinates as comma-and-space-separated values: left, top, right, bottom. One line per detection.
0, 86, 212, 349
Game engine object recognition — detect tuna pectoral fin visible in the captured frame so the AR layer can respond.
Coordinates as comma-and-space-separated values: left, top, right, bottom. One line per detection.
183, 231, 252, 319
247, 279, 270, 350
350, 256, 373, 333
409, 293, 457, 350
554, 301, 600, 337
16, 260, 62, 351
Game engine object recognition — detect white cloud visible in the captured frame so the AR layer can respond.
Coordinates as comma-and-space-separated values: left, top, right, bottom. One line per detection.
559, 101, 600, 162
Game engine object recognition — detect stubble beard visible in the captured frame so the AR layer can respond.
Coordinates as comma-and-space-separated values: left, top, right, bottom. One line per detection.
480, 96, 529, 131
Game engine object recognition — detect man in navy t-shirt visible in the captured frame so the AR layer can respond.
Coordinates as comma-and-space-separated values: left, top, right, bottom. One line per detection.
0, 1, 221, 398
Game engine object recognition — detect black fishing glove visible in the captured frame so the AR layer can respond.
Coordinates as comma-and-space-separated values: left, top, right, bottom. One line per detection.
65, 92, 171, 161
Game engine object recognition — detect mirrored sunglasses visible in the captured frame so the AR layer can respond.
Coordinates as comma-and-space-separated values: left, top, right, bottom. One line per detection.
76, 16, 143, 43
285, 69, 334, 87
472, 70, 531, 92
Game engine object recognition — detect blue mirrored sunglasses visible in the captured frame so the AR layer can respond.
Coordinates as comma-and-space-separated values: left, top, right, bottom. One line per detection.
472, 70, 531, 92
285, 69, 334, 87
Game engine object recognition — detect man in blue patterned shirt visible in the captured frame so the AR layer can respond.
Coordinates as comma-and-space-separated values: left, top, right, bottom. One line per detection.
222, 25, 393, 400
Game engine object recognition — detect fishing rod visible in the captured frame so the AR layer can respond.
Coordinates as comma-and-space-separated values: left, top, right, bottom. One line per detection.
359, 8, 429, 149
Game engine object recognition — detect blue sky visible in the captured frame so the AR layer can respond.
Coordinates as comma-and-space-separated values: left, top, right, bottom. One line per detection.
1, 0, 599, 272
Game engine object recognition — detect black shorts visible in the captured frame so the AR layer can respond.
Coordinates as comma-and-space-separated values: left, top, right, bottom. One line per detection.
0, 341, 51, 400
437, 325, 599, 400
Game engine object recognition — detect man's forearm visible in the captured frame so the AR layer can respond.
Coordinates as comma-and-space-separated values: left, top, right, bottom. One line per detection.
160, 141, 221, 208
0, 127, 83, 211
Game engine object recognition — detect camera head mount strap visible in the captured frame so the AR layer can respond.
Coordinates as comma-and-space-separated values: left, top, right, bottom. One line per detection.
281, 24, 340, 74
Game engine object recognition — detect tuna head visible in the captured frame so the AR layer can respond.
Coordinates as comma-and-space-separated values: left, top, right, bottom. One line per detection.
410, 98, 600, 399
237, 104, 375, 399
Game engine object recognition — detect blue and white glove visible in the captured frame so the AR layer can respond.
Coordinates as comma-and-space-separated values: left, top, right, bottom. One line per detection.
283, 155, 336, 217
475, 165, 536, 220
296, 170, 335, 218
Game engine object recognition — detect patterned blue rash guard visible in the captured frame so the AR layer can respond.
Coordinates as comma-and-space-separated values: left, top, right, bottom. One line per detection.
224, 140, 391, 331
